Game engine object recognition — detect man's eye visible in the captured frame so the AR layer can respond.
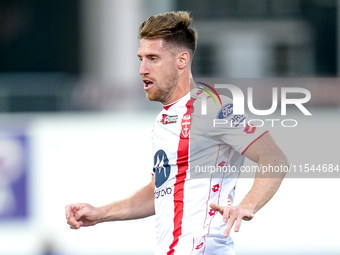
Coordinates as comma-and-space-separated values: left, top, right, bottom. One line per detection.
150, 57, 157, 61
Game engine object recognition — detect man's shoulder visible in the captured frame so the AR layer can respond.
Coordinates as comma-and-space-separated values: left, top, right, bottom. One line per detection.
191, 88, 233, 117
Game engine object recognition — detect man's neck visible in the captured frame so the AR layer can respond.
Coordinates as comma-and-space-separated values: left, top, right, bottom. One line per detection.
190, 77, 196, 90
161, 72, 196, 106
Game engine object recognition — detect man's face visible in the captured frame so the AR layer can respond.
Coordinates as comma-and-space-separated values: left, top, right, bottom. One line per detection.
138, 38, 179, 104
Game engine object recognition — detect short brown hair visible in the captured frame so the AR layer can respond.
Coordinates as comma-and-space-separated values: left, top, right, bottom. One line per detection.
138, 11, 197, 59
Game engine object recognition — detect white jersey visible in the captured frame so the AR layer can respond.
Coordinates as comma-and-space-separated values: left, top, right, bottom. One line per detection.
152, 88, 268, 255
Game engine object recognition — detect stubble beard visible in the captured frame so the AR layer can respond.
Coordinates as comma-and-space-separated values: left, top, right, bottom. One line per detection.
146, 67, 179, 104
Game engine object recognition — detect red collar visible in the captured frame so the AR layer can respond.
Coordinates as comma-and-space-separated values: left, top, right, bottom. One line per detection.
163, 102, 177, 111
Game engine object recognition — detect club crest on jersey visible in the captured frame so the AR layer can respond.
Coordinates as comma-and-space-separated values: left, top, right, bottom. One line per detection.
181, 114, 191, 138
160, 114, 178, 124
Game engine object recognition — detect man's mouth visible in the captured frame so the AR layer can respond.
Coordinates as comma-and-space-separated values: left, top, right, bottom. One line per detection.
143, 79, 154, 90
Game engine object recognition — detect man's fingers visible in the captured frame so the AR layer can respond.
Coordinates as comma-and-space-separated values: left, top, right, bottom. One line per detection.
65, 205, 72, 220
222, 206, 231, 222
65, 203, 93, 230
210, 203, 231, 222
209, 203, 223, 213
67, 217, 79, 228
70, 224, 80, 230
234, 214, 243, 232
67, 218, 83, 229
224, 207, 254, 236
65, 206, 83, 229
65, 203, 83, 220
210, 204, 253, 237
224, 211, 236, 237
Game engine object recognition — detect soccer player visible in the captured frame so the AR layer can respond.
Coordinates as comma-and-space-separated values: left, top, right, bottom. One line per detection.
65, 11, 288, 254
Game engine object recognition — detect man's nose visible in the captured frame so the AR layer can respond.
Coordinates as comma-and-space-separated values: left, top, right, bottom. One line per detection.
139, 59, 149, 75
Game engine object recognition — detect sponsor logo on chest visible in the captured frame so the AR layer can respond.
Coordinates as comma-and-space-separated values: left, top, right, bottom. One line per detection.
160, 114, 178, 124
154, 187, 173, 199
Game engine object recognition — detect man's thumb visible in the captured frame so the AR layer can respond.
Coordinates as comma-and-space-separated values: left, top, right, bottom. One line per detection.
74, 208, 86, 221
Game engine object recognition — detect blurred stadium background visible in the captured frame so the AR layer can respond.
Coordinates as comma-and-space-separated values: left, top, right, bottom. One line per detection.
0, 0, 339, 254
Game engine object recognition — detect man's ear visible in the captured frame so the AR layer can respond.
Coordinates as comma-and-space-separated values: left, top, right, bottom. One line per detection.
177, 51, 190, 69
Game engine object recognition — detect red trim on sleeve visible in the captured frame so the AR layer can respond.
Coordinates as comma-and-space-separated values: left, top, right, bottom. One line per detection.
241, 131, 269, 155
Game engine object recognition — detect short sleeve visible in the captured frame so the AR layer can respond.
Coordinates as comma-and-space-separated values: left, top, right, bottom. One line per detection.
202, 97, 268, 154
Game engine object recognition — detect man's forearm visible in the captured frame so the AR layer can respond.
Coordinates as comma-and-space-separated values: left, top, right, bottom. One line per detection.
98, 181, 155, 223
240, 153, 288, 214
